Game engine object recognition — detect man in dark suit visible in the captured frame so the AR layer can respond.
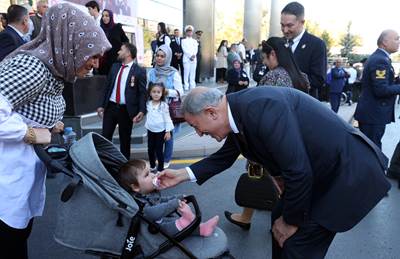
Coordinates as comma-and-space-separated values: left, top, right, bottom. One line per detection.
329, 59, 348, 113
158, 86, 391, 259
0, 5, 29, 62
195, 30, 203, 83
281, 2, 327, 100
97, 43, 146, 159
170, 28, 184, 83
354, 29, 400, 150
30, 0, 48, 40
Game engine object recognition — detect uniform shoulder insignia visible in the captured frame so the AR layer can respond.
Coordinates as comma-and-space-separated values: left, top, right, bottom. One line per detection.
375, 69, 386, 79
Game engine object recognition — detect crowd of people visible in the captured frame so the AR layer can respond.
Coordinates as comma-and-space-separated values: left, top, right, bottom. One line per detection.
0, 1, 400, 259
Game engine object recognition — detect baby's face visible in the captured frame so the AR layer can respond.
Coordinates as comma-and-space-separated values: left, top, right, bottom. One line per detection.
133, 164, 157, 194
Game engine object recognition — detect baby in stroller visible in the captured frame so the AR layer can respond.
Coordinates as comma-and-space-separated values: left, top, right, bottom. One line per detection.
116, 159, 220, 237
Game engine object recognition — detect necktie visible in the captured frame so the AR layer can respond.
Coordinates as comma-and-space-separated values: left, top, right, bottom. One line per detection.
116, 65, 127, 104
286, 39, 294, 52
177, 37, 180, 45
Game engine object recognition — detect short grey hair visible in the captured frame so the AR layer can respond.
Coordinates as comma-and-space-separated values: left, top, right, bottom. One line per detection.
377, 29, 395, 46
37, 0, 48, 8
183, 88, 224, 115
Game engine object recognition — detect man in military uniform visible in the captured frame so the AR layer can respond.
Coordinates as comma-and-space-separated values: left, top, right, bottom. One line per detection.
354, 29, 400, 149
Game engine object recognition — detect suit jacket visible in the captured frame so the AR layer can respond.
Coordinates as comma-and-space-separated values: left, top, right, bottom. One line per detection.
354, 48, 400, 125
30, 14, 42, 40
329, 66, 347, 93
0, 26, 25, 62
170, 36, 183, 65
190, 87, 390, 232
102, 62, 147, 119
293, 31, 327, 90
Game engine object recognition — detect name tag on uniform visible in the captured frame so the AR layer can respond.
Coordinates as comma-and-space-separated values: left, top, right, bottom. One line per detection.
130, 76, 135, 87
242, 73, 247, 78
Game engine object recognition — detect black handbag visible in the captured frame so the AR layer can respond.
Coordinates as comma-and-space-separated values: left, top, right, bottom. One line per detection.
169, 92, 185, 124
234, 161, 280, 211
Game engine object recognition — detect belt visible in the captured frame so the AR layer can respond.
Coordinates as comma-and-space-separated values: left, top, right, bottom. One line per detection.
109, 101, 127, 108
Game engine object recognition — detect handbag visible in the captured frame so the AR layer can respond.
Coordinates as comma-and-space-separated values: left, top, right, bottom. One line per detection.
234, 161, 280, 211
169, 91, 185, 124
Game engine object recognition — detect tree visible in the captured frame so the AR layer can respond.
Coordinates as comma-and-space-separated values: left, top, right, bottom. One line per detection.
305, 21, 322, 37
339, 21, 362, 58
321, 30, 334, 57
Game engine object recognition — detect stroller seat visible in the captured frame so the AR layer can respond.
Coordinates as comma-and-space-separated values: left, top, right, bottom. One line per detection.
47, 132, 230, 258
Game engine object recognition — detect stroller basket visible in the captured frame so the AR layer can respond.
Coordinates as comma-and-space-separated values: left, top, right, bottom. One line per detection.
35, 132, 229, 258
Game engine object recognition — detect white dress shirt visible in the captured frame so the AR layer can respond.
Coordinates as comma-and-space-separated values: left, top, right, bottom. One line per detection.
95, 14, 102, 26
290, 29, 306, 53
8, 24, 25, 38
0, 94, 47, 229
109, 61, 134, 104
181, 37, 198, 63
345, 67, 357, 84
186, 103, 238, 181
237, 43, 246, 63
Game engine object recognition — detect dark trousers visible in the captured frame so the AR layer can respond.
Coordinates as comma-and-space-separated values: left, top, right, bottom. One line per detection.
147, 130, 165, 171
171, 59, 184, 84
195, 58, 201, 83
102, 102, 133, 160
271, 201, 335, 259
216, 68, 227, 82
329, 92, 341, 113
309, 87, 320, 100
358, 123, 386, 150
344, 83, 353, 103
388, 140, 400, 179
0, 219, 34, 259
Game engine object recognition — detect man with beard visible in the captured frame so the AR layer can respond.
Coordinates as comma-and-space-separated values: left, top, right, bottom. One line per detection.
97, 43, 147, 159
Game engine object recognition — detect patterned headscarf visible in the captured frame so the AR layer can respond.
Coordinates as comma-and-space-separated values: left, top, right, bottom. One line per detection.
7, 3, 111, 83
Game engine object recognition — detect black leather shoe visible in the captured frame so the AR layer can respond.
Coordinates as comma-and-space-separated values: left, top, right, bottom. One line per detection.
224, 211, 251, 230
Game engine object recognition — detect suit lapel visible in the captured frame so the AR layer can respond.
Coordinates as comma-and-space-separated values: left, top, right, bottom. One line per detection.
125, 63, 137, 92
293, 31, 308, 56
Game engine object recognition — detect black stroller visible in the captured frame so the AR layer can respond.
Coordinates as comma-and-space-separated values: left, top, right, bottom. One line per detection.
35, 132, 231, 259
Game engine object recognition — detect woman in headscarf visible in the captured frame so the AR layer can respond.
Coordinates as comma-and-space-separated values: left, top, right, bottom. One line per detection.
0, 3, 111, 258
226, 57, 249, 94
148, 44, 183, 169
99, 8, 129, 75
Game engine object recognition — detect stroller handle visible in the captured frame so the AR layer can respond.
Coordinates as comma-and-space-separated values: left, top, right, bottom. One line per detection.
33, 144, 74, 178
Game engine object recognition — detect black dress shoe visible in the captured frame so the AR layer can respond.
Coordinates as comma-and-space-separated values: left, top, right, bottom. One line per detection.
224, 211, 251, 230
